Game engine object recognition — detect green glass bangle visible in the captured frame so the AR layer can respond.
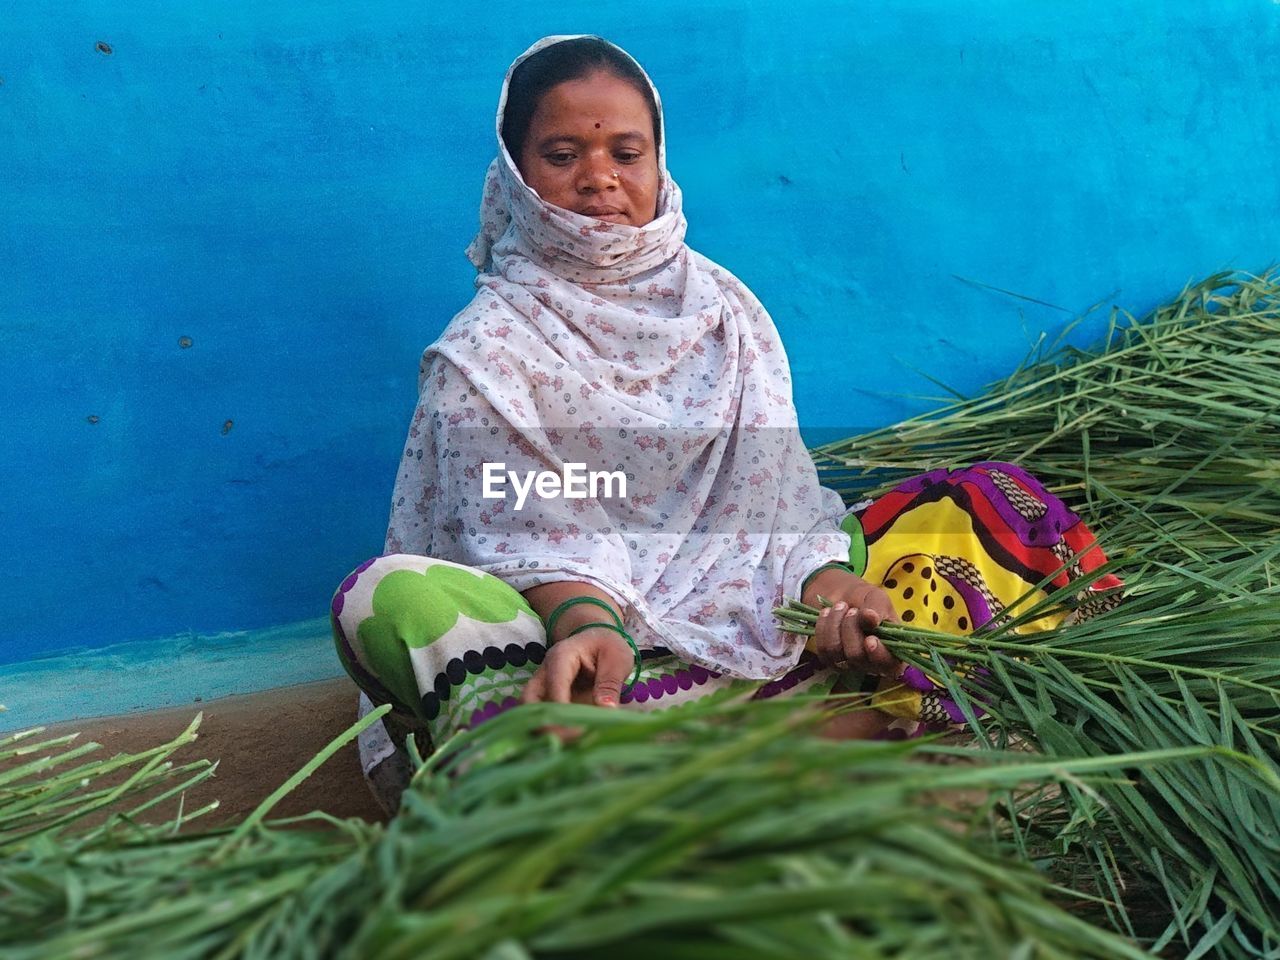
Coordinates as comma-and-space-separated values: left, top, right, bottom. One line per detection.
801, 561, 857, 595
565, 621, 644, 693
544, 595, 623, 642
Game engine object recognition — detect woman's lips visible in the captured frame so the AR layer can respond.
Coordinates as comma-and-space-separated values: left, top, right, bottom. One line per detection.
580, 206, 627, 222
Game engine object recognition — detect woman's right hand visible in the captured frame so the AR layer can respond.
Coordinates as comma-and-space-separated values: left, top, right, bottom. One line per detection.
519, 627, 634, 747
520, 626, 635, 708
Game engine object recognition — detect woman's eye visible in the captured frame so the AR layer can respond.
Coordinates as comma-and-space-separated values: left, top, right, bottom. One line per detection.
546, 152, 575, 165
616, 152, 642, 163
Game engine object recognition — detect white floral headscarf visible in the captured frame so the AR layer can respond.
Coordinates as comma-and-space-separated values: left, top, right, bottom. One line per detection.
386, 34, 853, 679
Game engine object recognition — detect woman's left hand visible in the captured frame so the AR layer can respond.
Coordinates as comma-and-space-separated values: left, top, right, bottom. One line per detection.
801, 568, 902, 677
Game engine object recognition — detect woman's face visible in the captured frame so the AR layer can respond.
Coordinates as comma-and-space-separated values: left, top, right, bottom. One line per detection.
516, 69, 660, 227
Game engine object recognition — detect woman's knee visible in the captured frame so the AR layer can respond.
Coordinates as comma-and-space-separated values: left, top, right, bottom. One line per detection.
329, 554, 543, 702
331, 554, 528, 629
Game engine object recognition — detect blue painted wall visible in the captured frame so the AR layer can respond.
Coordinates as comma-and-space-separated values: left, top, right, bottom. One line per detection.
2, 2, 1278, 713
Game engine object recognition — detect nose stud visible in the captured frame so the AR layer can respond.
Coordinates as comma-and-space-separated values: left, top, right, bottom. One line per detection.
611, 170, 621, 179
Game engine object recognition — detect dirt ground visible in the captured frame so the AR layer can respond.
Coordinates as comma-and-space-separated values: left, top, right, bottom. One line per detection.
21, 678, 388, 829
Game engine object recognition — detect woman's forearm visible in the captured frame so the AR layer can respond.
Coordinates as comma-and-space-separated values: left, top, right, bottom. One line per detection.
522, 581, 626, 644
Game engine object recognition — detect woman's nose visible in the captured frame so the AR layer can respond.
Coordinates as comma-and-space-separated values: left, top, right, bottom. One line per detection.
577, 153, 617, 192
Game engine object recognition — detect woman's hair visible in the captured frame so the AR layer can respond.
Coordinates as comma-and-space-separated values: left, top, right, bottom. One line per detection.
502, 37, 661, 163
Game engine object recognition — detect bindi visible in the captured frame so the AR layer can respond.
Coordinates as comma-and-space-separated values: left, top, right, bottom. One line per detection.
594, 122, 601, 128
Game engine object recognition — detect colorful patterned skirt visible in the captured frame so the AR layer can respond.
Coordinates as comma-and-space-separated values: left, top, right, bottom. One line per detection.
331, 461, 1120, 811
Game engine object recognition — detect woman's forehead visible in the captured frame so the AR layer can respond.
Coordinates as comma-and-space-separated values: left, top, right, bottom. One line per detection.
528, 73, 656, 133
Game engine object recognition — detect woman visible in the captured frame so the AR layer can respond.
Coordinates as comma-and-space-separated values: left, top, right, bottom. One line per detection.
330, 35, 1119, 811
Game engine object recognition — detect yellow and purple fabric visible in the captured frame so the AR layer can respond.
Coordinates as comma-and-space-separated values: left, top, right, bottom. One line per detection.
836, 460, 1122, 725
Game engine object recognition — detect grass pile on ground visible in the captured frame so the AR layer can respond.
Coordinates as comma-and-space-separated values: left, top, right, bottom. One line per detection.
779, 550, 1280, 957
2, 694, 1211, 960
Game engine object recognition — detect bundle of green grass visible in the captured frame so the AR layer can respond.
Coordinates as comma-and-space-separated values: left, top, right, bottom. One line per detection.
3, 270, 1277, 959
812, 268, 1280, 570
